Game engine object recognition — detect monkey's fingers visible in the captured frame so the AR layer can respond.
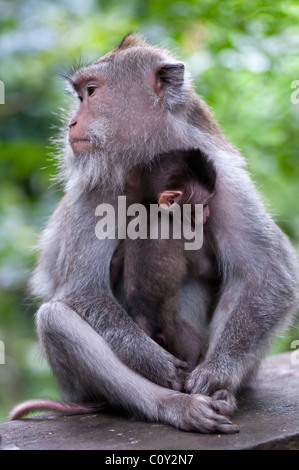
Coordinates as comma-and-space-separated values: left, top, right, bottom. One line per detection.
146, 346, 189, 391
165, 355, 189, 391
211, 389, 237, 417
174, 357, 189, 371
184, 362, 229, 396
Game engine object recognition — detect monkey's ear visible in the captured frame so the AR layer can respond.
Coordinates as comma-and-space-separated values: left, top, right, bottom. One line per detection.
159, 190, 183, 209
155, 63, 185, 108
117, 33, 147, 50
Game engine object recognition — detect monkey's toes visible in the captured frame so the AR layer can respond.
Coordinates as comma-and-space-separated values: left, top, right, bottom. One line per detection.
211, 389, 237, 417
159, 393, 239, 434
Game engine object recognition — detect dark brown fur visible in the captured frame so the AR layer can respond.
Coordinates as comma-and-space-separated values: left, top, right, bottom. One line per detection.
123, 148, 216, 368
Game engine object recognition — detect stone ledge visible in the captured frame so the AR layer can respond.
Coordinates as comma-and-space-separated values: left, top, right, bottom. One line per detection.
0, 352, 298, 450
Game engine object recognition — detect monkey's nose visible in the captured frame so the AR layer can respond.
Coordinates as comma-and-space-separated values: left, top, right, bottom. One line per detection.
68, 117, 77, 128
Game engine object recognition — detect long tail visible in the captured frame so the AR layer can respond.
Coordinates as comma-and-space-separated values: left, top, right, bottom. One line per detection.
8, 398, 109, 421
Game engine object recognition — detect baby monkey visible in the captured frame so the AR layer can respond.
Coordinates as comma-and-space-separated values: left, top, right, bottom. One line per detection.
123, 148, 217, 368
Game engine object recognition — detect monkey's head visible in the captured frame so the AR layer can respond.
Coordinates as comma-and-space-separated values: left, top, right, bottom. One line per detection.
61, 33, 221, 193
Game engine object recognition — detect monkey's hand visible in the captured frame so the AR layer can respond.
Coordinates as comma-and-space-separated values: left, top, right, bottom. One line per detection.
144, 346, 189, 391
184, 363, 237, 416
185, 361, 229, 395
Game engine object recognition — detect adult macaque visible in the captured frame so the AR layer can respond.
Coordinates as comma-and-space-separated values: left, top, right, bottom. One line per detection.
9, 34, 299, 433
123, 148, 216, 368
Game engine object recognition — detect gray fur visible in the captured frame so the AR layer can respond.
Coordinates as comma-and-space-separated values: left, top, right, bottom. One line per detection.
10, 34, 299, 433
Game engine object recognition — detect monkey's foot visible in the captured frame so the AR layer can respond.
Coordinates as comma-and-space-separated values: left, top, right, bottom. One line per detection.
158, 392, 239, 434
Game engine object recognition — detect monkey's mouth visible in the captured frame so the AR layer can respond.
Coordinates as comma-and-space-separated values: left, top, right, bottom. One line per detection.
69, 138, 91, 153
69, 138, 90, 144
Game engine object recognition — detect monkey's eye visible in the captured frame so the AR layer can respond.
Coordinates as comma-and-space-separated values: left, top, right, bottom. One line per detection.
203, 204, 208, 209
87, 86, 96, 97
77, 95, 83, 103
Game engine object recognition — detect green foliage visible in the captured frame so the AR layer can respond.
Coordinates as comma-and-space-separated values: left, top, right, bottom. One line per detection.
0, 0, 298, 422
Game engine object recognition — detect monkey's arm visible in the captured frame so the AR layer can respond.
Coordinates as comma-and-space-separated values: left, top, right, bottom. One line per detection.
65, 291, 188, 390
185, 173, 299, 396
31, 195, 187, 391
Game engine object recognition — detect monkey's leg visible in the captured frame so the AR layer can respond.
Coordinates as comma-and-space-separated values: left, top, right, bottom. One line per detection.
66, 293, 190, 391
185, 273, 296, 410
35, 301, 238, 433
184, 282, 260, 414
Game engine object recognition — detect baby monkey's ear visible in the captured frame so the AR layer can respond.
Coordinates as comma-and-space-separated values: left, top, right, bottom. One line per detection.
159, 190, 183, 209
